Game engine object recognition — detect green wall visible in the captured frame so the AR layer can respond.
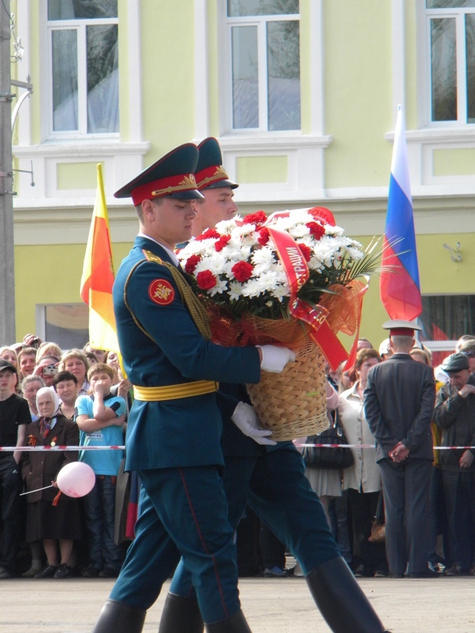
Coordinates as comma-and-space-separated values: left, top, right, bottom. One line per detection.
14, 232, 475, 350
324, 0, 393, 188
14, 241, 133, 340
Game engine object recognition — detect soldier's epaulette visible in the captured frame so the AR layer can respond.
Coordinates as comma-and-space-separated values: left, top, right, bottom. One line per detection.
142, 249, 164, 265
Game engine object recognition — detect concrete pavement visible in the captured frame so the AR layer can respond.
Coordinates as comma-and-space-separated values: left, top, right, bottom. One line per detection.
1, 575, 475, 632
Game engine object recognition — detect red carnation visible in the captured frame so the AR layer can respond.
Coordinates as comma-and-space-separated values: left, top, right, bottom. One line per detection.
196, 270, 217, 290
297, 243, 312, 262
195, 228, 221, 241
184, 254, 201, 274
306, 221, 325, 240
215, 235, 231, 252
257, 227, 270, 246
232, 261, 254, 282
243, 211, 267, 227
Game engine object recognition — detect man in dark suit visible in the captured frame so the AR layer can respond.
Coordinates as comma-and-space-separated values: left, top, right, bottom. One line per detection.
364, 320, 436, 578
90, 143, 296, 633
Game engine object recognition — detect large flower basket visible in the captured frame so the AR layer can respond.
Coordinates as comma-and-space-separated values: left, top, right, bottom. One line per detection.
207, 307, 330, 440
247, 341, 329, 441
178, 208, 377, 441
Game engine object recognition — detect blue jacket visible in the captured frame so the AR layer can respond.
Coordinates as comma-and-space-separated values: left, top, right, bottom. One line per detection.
113, 235, 261, 470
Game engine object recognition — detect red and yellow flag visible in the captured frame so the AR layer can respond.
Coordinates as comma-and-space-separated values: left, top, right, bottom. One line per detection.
80, 164, 119, 353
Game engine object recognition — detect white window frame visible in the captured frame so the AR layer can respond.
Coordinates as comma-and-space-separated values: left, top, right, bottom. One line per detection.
13, 3, 149, 207
196, 1, 331, 203
46, 9, 119, 139
226, 6, 301, 133
425, 2, 475, 126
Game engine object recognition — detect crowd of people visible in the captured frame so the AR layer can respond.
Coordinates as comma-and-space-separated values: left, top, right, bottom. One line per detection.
0, 339, 132, 580
292, 331, 475, 581
2, 327, 473, 586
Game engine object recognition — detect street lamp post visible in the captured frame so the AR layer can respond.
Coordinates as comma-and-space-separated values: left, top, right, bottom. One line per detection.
0, 0, 16, 344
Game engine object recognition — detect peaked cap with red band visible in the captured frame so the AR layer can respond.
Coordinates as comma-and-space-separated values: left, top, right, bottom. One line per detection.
195, 137, 238, 191
114, 143, 204, 206
382, 319, 422, 337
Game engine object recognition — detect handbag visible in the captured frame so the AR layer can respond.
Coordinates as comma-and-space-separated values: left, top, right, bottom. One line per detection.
302, 411, 354, 470
368, 490, 385, 543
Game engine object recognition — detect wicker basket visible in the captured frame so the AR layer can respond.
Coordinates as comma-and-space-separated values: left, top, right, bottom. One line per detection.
246, 342, 329, 442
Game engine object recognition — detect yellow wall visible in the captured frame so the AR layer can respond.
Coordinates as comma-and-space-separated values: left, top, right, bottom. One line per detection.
324, 0, 393, 188
141, 0, 197, 159
14, 231, 475, 349
14, 242, 133, 339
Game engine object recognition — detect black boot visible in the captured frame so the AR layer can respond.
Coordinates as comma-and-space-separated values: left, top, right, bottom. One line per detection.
92, 599, 146, 633
206, 610, 252, 632
158, 593, 204, 633
306, 557, 389, 633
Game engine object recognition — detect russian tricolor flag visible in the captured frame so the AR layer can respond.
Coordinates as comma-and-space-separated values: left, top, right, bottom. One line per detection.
380, 106, 422, 321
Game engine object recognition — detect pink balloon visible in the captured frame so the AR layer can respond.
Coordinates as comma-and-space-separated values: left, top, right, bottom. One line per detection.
56, 461, 96, 498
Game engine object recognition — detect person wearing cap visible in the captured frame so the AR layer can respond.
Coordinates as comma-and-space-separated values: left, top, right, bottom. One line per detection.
434, 352, 475, 576
364, 320, 436, 578
458, 339, 475, 374
378, 338, 393, 360
0, 359, 32, 579
158, 138, 389, 633
91, 143, 296, 633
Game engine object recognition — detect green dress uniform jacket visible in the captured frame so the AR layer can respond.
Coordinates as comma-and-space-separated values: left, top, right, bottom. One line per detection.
113, 235, 261, 471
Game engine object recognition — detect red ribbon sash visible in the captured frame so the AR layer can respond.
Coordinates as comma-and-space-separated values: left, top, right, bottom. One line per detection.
266, 226, 348, 369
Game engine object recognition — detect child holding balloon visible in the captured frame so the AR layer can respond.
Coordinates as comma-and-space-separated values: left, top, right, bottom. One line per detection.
21, 386, 83, 579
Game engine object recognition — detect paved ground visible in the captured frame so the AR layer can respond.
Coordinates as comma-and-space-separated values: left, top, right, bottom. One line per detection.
1, 575, 475, 632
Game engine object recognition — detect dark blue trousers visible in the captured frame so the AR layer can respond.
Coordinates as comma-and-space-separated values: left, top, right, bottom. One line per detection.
378, 457, 432, 575
170, 445, 340, 597
109, 465, 240, 624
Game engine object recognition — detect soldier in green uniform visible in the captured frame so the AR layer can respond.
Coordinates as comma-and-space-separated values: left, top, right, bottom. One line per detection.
159, 139, 390, 633
91, 143, 295, 633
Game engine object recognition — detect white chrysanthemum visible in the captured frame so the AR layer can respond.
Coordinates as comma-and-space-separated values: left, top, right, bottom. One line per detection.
208, 277, 228, 297
222, 240, 244, 260
312, 238, 339, 267
346, 246, 365, 261
241, 279, 268, 297
254, 270, 282, 291
251, 247, 276, 267
325, 224, 344, 237
178, 240, 208, 258
286, 223, 310, 239
238, 245, 252, 260
270, 284, 290, 300
227, 281, 243, 302
309, 256, 325, 272
232, 224, 256, 238
216, 218, 241, 234
194, 252, 226, 275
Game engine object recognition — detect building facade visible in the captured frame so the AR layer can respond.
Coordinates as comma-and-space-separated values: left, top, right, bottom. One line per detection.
9, 0, 475, 357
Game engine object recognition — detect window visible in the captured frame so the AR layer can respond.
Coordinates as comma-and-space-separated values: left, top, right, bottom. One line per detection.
37, 304, 89, 351
426, 0, 475, 124
47, 0, 119, 135
420, 294, 475, 365
227, 0, 300, 131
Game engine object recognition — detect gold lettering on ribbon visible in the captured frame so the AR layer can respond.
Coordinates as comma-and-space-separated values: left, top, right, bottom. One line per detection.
285, 247, 308, 288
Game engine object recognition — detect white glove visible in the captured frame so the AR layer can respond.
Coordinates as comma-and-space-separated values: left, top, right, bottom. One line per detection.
258, 345, 296, 373
231, 401, 277, 446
